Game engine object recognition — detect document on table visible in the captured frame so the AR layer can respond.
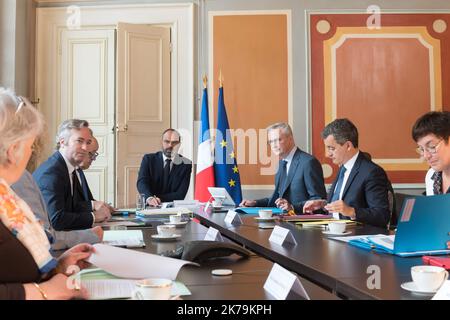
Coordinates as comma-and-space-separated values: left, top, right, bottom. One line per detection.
432, 280, 450, 300
88, 244, 199, 280
82, 278, 191, 300
103, 230, 145, 248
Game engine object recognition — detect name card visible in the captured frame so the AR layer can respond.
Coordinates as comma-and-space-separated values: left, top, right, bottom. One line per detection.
204, 227, 223, 242
269, 226, 297, 246
263, 263, 310, 300
224, 210, 242, 226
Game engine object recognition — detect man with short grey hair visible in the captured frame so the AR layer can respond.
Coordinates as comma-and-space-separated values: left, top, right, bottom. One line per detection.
34, 119, 111, 231
240, 122, 326, 213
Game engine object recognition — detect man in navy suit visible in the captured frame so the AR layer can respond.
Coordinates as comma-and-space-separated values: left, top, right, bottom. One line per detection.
33, 120, 112, 231
304, 118, 391, 228
240, 122, 327, 213
137, 129, 192, 207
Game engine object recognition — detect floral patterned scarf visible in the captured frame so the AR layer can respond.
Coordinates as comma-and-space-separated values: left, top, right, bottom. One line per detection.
0, 178, 57, 274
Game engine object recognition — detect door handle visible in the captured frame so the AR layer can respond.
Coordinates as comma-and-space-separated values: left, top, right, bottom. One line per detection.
115, 124, 128, 133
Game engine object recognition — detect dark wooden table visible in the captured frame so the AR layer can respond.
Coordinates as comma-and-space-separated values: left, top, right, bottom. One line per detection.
100, 215, 338, 300
193, 209, 433, 300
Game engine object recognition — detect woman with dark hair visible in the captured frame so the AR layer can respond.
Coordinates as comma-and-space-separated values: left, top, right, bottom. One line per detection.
412, 111, 450, 249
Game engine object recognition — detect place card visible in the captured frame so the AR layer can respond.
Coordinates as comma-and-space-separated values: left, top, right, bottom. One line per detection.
224, 210, 242, 226
269, 226, 297, 246
204, 227, 223, 242
263, 263, 310, 300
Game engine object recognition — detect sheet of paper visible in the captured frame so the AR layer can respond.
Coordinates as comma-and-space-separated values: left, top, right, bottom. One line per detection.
99, 221, 142, 227
88, 244, 198, 280
82, 279, 191, 300
328, 234, 387, 243
103, 230, 145, 247
137, 207, 192, 216
432, 280, 450, 300
367, 235, 395, 250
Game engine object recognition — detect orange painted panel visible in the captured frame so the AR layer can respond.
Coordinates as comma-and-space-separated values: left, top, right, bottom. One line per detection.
336, 38, 430, 159
213, 15, 288, 186
310, 13, 450, 184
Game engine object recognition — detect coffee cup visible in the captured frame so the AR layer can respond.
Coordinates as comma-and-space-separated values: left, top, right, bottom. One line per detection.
258, 209, 273, 219
157, 224, 176, 237
169, 214, 182, 224
132, 278, 173, 300
411, 265, 448, 292
328, 221, 346, 234
212, 199, 224, 208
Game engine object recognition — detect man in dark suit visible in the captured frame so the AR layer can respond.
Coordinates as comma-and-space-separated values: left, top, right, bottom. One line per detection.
33, 119, 111, 231
303, 118, 391, 228
240, 123, 327, 213
137, 129, 192, 207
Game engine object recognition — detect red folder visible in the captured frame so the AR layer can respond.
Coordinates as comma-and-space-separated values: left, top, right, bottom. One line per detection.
422, 256, 450, 270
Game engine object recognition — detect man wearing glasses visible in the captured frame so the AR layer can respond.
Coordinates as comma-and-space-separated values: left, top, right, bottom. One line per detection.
137, 129, 192, 207
412, 111, 450, 250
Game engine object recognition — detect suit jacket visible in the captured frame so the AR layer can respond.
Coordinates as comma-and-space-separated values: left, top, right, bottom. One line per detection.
12, 170, 100, 250
255, 148, 327, 212
327, 152, 391, 228
33, 152, 94, 231
137, 151, 192, 202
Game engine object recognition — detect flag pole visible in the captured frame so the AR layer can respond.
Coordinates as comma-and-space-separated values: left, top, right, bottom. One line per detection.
219, 69, 223, 87
203, 75, 207, 89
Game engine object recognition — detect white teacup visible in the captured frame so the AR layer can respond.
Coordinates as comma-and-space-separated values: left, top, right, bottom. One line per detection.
328, 221, 346, 234
411, 265, 449, 292
169, 214, 182, 224
132, 278, 173, 300
212, 199, 224, 208
157, 224, 176, 237
258, 209, 273, 219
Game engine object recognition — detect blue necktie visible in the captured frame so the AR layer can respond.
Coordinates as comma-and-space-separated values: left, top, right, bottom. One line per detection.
331, 166, 347, 202
77, 168, 90, 201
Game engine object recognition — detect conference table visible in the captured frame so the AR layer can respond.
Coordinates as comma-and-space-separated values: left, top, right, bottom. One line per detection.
97, 216, 338, 300
192, 208, 435, 300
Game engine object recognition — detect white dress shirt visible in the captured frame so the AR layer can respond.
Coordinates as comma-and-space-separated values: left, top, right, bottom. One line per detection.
59, 151, 95, 225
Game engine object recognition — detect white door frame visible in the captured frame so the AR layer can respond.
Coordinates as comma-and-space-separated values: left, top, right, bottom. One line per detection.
35, 3, 194, 198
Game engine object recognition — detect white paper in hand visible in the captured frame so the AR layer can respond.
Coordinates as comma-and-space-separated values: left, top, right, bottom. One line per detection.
88, 244, 198, 280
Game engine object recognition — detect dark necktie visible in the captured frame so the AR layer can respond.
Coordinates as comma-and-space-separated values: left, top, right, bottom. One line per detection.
72, 169, 83, 205
162, 158, 172, 193
77, 168, 90, 201
331, 166, 347, 202
432, 171, 443, 195
278, 160, 288, 195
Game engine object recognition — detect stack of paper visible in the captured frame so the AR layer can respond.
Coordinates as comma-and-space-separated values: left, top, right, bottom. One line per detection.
136, 207, 192, 217
103, 230, 145, 248
79, 268, 191, 300
296, 219, 357, 228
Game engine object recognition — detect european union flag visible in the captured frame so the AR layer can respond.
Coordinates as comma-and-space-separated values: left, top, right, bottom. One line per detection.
214, 86, 242, 204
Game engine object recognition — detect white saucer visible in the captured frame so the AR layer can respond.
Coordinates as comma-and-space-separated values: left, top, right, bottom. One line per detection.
322, 230, 352, 236
255, 217, 276, 222
400, 281, 438, 295
164, 221, 188, 228
151, 234, 181, 242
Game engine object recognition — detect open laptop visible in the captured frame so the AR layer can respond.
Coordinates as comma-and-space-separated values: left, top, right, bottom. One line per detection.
207, 187, 236, 207
368, 194, 450, 257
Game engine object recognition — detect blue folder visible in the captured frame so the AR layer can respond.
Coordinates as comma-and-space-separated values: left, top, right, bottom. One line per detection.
234, 207, 285, 215
348, 194, 450, 257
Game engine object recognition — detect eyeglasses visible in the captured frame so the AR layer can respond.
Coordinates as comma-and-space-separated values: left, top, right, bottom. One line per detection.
89, 151, 99, 160
415, 139, 443, 156
15, 96, 25, 114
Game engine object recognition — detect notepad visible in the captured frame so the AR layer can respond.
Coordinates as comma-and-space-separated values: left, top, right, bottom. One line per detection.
79, 269, 191, 300
103, 230, 145, 248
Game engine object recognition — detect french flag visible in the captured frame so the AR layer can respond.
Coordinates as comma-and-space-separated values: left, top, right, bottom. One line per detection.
194, 86, 215, 202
